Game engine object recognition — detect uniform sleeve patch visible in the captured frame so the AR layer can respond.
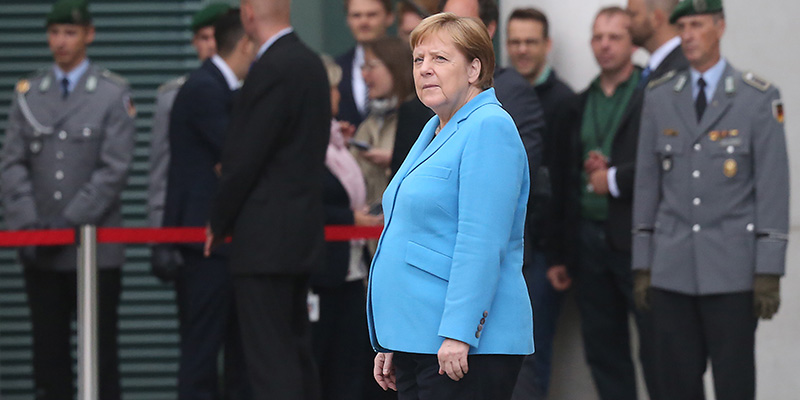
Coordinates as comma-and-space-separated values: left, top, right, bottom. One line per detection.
773, 99, 784, 123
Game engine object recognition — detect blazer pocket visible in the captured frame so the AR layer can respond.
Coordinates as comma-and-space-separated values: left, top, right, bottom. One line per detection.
405, 241, 452, 281
416, 165, 451, 180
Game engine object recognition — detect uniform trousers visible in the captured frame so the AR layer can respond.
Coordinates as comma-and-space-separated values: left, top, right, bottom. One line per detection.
23, 266, 121, 400
233, 274, 320, 400
176, 250, 249, 400
393, 352, 523, 400
651, 288, 758, 400
575, 219, 657, 400
512, 250, 563, 400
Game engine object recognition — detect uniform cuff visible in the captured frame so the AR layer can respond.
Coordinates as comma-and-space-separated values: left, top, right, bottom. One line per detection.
608, 167, 620, 198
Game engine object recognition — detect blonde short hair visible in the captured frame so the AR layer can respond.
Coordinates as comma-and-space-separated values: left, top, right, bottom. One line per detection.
410, 12, 495, 90
319, 54, 342, 88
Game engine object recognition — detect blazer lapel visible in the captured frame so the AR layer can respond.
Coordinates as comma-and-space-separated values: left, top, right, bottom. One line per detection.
698, 65, 735, 135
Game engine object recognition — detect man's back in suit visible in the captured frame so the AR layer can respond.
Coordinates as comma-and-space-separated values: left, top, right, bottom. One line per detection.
207, 5, 330, 396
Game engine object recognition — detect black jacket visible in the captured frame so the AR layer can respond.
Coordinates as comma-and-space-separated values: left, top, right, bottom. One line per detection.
163, 59, 233, 254
335, 47, 365, 127
551, 47, 688, 269
210, 33, 331, 275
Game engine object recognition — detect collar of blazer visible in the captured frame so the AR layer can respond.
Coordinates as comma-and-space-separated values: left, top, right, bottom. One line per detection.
402, 87, 500, 178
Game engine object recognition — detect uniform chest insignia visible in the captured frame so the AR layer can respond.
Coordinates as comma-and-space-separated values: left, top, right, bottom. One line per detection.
674, 75, 688, 92
39, 76, 51, 92
724, 159, 738, 177
16, 79, 30, 94
725, 76, 735, 95
730, 129, 739, 136
709, 131, 719, 141
663, 128, 679, 136
85, 76, 98, 92
773, 100, 784, 123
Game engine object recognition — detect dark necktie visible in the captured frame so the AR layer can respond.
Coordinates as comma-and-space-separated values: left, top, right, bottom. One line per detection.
61, 77, 70, 99
695, 77, 707, 122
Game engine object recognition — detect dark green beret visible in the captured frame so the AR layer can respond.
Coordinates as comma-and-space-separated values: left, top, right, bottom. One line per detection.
191, 3, 231, 32
46, 0, 91, 26
670, 0, 724, 24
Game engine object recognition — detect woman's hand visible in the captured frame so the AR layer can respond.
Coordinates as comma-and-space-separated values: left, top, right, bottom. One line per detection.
361, 148, 392, 168
437, 338, 470, 381
374, 352, 397, 391
354, 209, 383, 226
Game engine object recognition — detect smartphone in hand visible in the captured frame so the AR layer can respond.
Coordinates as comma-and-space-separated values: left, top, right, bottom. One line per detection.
349, 138, 372, 151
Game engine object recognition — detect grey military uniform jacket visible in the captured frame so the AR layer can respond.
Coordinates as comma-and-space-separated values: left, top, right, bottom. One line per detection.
0, 63, 136, 270
146, 75, 185, 227
632, 62, 789, 295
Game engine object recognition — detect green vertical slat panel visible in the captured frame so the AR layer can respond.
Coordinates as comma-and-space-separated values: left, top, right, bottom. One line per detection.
0, 1, 209, 399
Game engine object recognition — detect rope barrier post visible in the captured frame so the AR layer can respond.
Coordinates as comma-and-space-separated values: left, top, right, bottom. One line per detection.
77, 225, 99, 400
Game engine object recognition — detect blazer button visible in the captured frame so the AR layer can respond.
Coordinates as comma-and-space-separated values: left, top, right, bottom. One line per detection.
480, 318, 486, 325
475, 331, 481, 339
483, 311, 489, 317
477, 325, 483, 331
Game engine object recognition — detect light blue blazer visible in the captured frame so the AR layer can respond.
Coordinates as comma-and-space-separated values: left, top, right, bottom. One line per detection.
367, 89, 534, 355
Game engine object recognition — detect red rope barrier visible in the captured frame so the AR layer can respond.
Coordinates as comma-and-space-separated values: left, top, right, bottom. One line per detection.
0, 225, 383, 247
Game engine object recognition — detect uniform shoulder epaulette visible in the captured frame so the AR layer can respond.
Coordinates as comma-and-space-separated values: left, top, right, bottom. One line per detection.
742, 71, 771, 92
99, 68, 130, 87
14, 69, 48, 94
647, 70, 677, 90
157, 75, 188, 94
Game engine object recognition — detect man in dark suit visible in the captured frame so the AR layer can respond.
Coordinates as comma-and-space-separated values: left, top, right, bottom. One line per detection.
205, 0, 331, 398
162, 10, 255, 400
337, 0, 394, 127
549, 3, 687, 400
441, 0, 545, 184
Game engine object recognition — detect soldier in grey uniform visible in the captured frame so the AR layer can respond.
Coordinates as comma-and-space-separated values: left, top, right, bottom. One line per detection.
148, 3, 229, 280
0, 1, 135, 399
632, 0, 789, 399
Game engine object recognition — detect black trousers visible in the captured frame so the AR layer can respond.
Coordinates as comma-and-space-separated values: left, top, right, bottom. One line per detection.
651, 288, 758, 400
311, 280, 369, 400
575, 219, 658, 400
176, 250, 249, 400
234, 274, 320, 400
392, 352, 523, 400
23, 267, 121, 400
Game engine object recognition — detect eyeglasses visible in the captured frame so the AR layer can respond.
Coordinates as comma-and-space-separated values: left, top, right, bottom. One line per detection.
360, 60, 385, 72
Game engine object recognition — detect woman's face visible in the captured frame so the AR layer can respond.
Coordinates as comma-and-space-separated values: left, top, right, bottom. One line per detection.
361, 50, 394, 100
412, 32, 481, 119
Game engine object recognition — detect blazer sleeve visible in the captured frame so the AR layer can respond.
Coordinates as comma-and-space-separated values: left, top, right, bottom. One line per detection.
62, 86, 135, 225
437, 112, 528, 348
631, 91, 662, 271
752, 87, 789, 275
0, 91, 38, 230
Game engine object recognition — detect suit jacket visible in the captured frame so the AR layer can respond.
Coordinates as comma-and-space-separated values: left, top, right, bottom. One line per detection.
335, 47, 365, 127
632, 63, 788, 295
607, 46, 688, 252
209, 32, 331, 275
367, 89, 533, 355
147, 75, 185, 227
0, 63, 135, 269
163, 60, 233, 254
